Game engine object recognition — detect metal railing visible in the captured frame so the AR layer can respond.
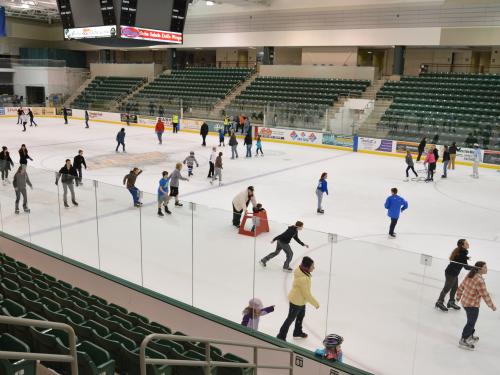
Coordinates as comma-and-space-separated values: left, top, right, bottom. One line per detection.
0, 316, 78, 375
140, 334, 293, 375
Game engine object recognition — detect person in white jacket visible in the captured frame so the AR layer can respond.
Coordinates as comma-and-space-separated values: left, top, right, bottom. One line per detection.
208, 147, 217, 178
232, 186, 257, 228
472, 143, 482, 179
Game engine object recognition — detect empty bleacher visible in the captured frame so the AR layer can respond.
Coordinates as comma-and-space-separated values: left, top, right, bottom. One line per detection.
122, 68, 254, 116
376, 72, 500, 149
0, 252, 252, 375
227, 76, 371, 129
71, 76, 146, 110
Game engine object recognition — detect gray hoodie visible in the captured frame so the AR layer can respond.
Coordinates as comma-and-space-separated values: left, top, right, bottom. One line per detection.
13, 169, 32, 190
405, 154, 414, 167
169, 169, 188, 188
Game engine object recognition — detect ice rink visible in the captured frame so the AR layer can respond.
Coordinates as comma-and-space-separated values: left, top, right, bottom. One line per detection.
1, 116, 499, 375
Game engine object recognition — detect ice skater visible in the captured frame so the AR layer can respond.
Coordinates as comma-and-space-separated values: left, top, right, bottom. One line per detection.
229, 131, 238, 159
244, 133, 253, 157
55, 159, 79, 208
63, 106, 69, 124
315, 334, 343, 363
169, 162, 189, 207
13, 165, 32, 214
19, 144, 33, 166
456, 261, 496, 350
384, 187, 408, 238
208, 147, 216, 178
435, 239, 472, 312
255, 135, 264, 156
155, 118, 165, 145
0, 146, 14, 185
116, 128, 126, 153
277, 256, 319, 341
200, 122, 209, 146
442, 145, 450, 178
172, 113, 179, 133
449, 142, 459, 170
424, 146, 436, 182
404, 150, 418, 181
16, 107, 23, 125
157, 171, 172, 216
84, 110, 89, 128
73, 150, 87, 186
260, 221, 309, 272
123, 168, 143, 207
316, 172, 328, 214
416, 137, 426, 162
241, 298, 274, 331
210, 152, 223, 186
232, 186, 256, 228
183, 151, 199, 177
472, 143, 481, 179
28, 108, 37, 127
219, 127, 225, 147
21, 111, 28, 132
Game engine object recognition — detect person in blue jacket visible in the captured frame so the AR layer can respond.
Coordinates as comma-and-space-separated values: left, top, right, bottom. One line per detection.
384, 187, 408, 238
116, 128, 126, 153
316, 172, 328, 214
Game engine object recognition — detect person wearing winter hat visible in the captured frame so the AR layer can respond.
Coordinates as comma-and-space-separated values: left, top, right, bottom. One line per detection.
241, 298, 275, 330
315, 334, 343, 362
183, 151, 199, 177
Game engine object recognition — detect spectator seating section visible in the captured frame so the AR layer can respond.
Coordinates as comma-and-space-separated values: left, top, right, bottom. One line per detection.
72, 76, 146, 110
0, 252, 253, 375
123, 68, 254, 115
376, 72, 500, 149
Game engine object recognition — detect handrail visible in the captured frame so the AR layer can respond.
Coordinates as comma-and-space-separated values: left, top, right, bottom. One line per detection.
140, 334, 293, 375
0, 316, 78, 375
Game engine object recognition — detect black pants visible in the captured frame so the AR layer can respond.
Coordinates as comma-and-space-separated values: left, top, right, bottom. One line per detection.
116, 141, 125, 152
389, 218, 398, 235
85, 120, 89, 128
232, 204, 243, 227
262, 240, 293, 268
406, 166, 418, 178
30, 119, 37, 127
201, 134, 207, 146
76, 167, 83, 184
64, 116, 68, 124
22, 122, 27, 131
208, 162, 214, 178
438, 272, 458, 303
417, 149, 424, 162
462, 307, 479, 339
173, 123, 178, 133
277, 303, 306, 340
427, 163, 435, 180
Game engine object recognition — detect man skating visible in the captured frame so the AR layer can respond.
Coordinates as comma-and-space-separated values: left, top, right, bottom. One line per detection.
55, 159, 79, 208
13, 165, 32, 214
73, 150, 87, 186
116, 128, 126, 153
169, 163, 189, 207
384, 188, 408, 238
260, 221, 309, 272
210, 152, 223, 186
208, 147, 217, 178
472, 143, 482, 179
123, 168, 143, 207
277, 256, 319, 341
28, 108, 37, 127
232, 186, 256, 227
63, 106, 69, 124
85, 110, 90, 128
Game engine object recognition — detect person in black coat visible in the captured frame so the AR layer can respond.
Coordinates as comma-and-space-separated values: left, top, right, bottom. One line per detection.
260, 221, 309, 272
55, 159, 79, 208
28, 109, 37, 127
441, 145, 450, 178
433, 146, 439, 163
73, 150, 87, 186
200, 122, 209, 146
0, 146, 14, 184
417, 137, 426, 162
19, 144, 33, 166
435, 239, 472, 312
63, 107, 69, 124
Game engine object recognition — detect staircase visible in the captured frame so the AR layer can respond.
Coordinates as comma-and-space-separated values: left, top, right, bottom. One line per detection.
208, 72, 259, 118
64, 74, 92, 108
357, 99, 393, 138
361, 78, 386, 100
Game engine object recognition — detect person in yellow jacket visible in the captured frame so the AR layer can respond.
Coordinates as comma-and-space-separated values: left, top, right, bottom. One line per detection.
172, 113, 179, 133
277, 256, 319, 341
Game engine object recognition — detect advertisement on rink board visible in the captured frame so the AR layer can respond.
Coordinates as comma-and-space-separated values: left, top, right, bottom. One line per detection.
30, 107, 56, 116
322, 133, 354, 147
0, 108, 5, 116
257, 127, 286, 141
136, 115, 172, 126
121, 113, 138, 124
359, 137, 395, 152
483, 149, 500, 165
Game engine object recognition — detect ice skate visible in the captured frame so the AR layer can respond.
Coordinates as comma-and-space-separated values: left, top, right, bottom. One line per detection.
259, 259, 267, 267
388, 233, 396, 239
293, 332, 308, 339
447, 301, 461, 310
164, 206, 172, 215
23, 208, 30, 213
467, 334, 479, 343
435, 301, 448, 312
64, 202, 69, 208
175, 201, 183, 207
72, 200, 79, 206
403, 178, 409, 182
317, 209, 324, 214
283, 266, 293, 272
157, 208, 164, 217
459, 338, 475, 350
15, 209, 19, 214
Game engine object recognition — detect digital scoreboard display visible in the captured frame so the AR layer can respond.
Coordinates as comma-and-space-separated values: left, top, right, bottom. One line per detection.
58, 0, 188, 45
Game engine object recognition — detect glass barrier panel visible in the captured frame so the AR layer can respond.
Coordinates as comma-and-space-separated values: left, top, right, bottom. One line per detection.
95, 181, 142, 284
327, 236, 425, 375
140, 190, 193, 304
192, 203, 255, 321
57, 175, 99, 268
23, 167, 63, 254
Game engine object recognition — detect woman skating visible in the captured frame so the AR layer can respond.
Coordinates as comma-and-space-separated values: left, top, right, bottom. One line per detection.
19, 144, 33, 166
404, 150, 418, 181
0, 146, 14, 184
229, 130, 239, 159
424, 145, 436, 182
435, 239, 472, 312
456, 261, 496, 350
316, 173, 328, 214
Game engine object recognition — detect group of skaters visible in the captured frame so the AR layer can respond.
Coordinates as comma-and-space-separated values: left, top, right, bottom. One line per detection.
16, 107, 38, 131
404, 137, 483, 182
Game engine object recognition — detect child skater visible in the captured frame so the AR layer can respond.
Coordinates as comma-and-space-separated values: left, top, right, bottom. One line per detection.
250, 203, 265, 232
315, 334, 344, 362
404, 150, 418, 181
255, 135, 264, 156
219, 127, 225, 147
183, 151, 199, 177
241, 298, 274, 331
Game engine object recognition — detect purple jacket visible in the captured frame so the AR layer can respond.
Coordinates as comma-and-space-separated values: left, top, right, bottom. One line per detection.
241, 306, 274, 330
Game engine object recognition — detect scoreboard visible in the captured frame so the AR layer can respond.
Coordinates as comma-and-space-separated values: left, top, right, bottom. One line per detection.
57, 0, 189, 45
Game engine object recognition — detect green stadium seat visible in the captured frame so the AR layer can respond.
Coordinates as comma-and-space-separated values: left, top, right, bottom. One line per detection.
0, 333, 36, 375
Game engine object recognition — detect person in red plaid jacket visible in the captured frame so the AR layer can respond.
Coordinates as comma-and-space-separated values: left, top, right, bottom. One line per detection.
456, 261, 496, 350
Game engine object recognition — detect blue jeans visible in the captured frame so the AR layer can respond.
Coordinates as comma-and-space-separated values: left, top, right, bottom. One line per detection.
462, 307, 479, 339
246, 145, 252, 157
443, 160, 449, 177
231, 146, 238, 159
128, 187, 140, 204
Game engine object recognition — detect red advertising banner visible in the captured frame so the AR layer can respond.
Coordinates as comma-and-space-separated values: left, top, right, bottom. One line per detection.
120, 26, 183, 44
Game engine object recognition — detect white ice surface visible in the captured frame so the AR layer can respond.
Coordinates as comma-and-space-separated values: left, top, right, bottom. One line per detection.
1, 117, 499, 375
